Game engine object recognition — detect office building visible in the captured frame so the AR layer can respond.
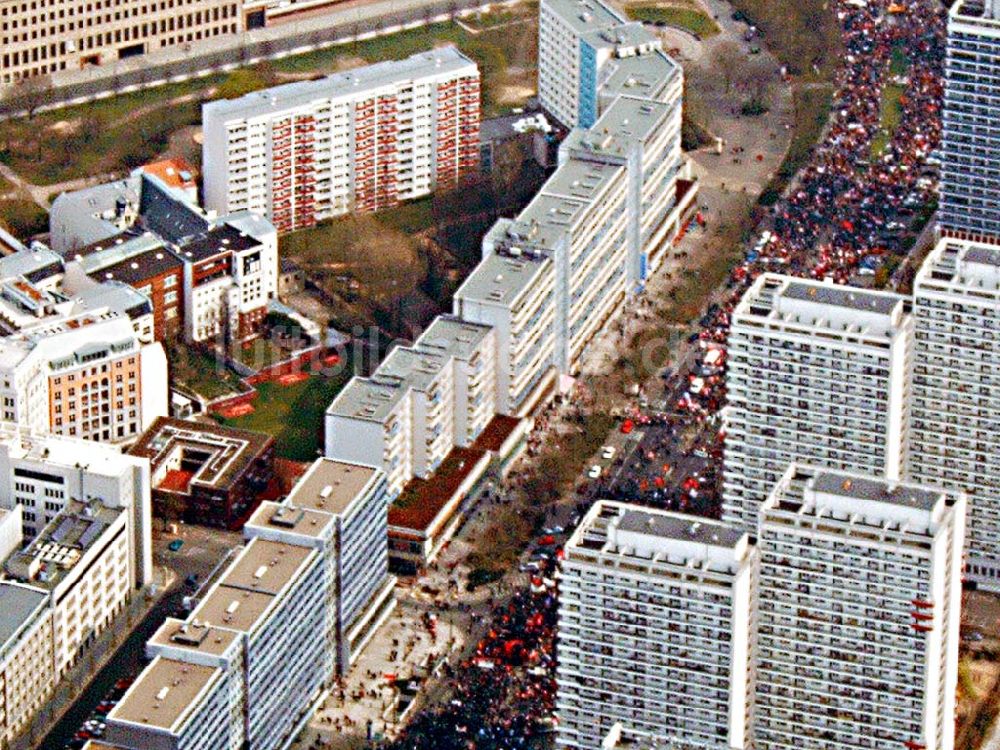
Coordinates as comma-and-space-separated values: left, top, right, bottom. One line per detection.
130, 417, 276, 529
0, 422, 153, 576
941, 0, 1000, 243
0, 311, 168, 445
202, 47, 481, 233
247, 457, 394, 674
557, 501, 754, 750
755, 465, 965, 750
52, 171, 278, 343
908, 238, 1000, 587
5, 500, 133, 678
723, 274, 912, 534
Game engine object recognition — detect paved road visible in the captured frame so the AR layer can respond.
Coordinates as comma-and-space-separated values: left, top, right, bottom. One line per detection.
0, 0, 522, 119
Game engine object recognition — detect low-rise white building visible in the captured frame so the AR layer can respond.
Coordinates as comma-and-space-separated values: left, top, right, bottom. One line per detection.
723, 274, 912, 534
557, 501, 754, 750
755, 465, 965, 750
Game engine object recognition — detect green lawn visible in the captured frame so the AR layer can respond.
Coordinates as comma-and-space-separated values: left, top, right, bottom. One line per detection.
0, 199, 47, 238
626, 5, 721, 37
890, 42, 909, 78
220, 368, 354, 461
168, 344, 245, 401
871, 82, 906, 159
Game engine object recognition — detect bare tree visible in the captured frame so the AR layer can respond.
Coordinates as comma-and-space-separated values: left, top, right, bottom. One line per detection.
715, 41, 743, 94
6, 73, 53, 119
741, 57, 775, 103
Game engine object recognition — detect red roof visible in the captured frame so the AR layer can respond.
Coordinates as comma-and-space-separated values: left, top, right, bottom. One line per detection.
158, 469, 193, 493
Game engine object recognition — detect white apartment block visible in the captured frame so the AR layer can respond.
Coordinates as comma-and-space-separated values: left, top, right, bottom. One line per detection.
453, 246, 558, 417
248, 458, 394, 674
202, 47, 481, 234
538, 0, 681, 129
0, 582, 55, 746
0, 311, 168, 445
0, 422, 153, 579
755, 465, 965, 750
908, 238, 1000, 587
557, 501, 754, 750
415, 317, 497, 448
723, 274, 912, 534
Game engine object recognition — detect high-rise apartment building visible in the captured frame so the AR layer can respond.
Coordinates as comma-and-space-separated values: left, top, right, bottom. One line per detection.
723, 274, 912, 533
941, 0, 1000, 243
755, 465, 965, 750
908, 237, 1000, 587
557, 500, 755, 750
202, 47, 480, 234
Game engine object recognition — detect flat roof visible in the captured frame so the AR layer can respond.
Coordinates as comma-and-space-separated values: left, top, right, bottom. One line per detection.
245, 501, 335, 539
390, 447, 489, 533
218, 537, 313, 595
543, 0, 625, 34
0, 582, 48, 654
781, 279, 901, 315
110, 656, 220, 732
286, 458, 379, 516
0, 246, 64, 283
203, 46, 478, 120
565, 95, 672, 156
454, 248, 552, 306
148, 617, 240, 658
130, 417, 274, 492
542, 158, 624, 205
810, 470, 942, 512
416, 316, 493, 361
598, 50, 677, 104
177, 222, 260, 263
374, 345, 450, 394
326, 375, 407, 423
191, 586, 276, 634
616, 508, 745, 548
512, 192, 590, 248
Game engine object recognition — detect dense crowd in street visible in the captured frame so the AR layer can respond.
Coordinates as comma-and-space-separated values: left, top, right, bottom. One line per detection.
382, 1, 946, 747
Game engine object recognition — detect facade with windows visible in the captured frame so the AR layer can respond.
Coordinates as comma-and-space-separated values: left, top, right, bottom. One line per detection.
755, 465, 964, 750
908, 237, 1000, 588
941, 0, 1000, 243
557, 501, 755, 750
202, 47, 480, 234
723, 274, 912, 534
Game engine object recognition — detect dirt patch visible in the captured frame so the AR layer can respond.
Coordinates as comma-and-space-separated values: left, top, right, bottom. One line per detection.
48, 119, 80, 135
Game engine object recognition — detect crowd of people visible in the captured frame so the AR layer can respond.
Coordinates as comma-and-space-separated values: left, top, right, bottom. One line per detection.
382, 0, 946, 747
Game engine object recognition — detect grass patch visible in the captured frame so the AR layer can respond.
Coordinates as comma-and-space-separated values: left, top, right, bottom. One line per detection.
220, 369, 354, 461
728, 0, 841, 77
890, 41, 909, 78
0, 199, 47, 238
871, 82, 906, 160
626, 5, 721, 37
758, 83, 833, 206
168, 344, 245, 400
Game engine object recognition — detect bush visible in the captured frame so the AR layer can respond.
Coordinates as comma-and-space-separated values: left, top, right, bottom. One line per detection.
741, 99, 769, 116
467, 567, 503, 591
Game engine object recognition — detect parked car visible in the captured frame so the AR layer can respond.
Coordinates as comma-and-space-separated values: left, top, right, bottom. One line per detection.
168, 539, 184, 552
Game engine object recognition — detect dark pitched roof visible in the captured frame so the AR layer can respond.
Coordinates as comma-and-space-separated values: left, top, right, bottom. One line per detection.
138, 174, 209, 244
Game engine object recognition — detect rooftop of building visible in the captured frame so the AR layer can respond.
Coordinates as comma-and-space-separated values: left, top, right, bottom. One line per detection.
580, 20, 657, 51
543, 0, 626, 34
0, 581, 48, 656
951, 0, 1000, 22
176, 222, 261, 263
326, 375, 408, 423
109, 656, 220, 733
389, 446, 490, 533
245, 501, 336, 539
70, 280, 153, 321
5, 500, 124, 591
85, 242, 183, 286
202, 46, 478, 120
217, 537, 314, 595
0, 245, 64, 284
599, 49, 678, 104
284, 457, 381, 516
190, 584, 277, 634
50, 177, 141, 249
919, 237, 1000, 292
454, 239, 553, 306
766, 465, 955, 535
736, 273, 908, 337
373, 344, 451, 394
0, 422, 144, 479
148, 617, 241, 658
139, 158, 197, 192
0, 310, 138, 372
130, 416, 274, 493
542, 157, 624, 205
416, 316, 493, 361
567, 500, 750, 574
564, 95, 672, 157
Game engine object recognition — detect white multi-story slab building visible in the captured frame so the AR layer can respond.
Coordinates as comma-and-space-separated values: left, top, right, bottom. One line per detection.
755, 465, 965, 750
202, 47, 480, 234
557, 501, 755, 750
908, 238, 1000, 587
723, 274, 912, 533
245, 458, 394, 675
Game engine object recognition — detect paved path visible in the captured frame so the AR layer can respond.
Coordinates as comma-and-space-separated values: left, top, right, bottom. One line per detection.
0, 160, 114, 209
